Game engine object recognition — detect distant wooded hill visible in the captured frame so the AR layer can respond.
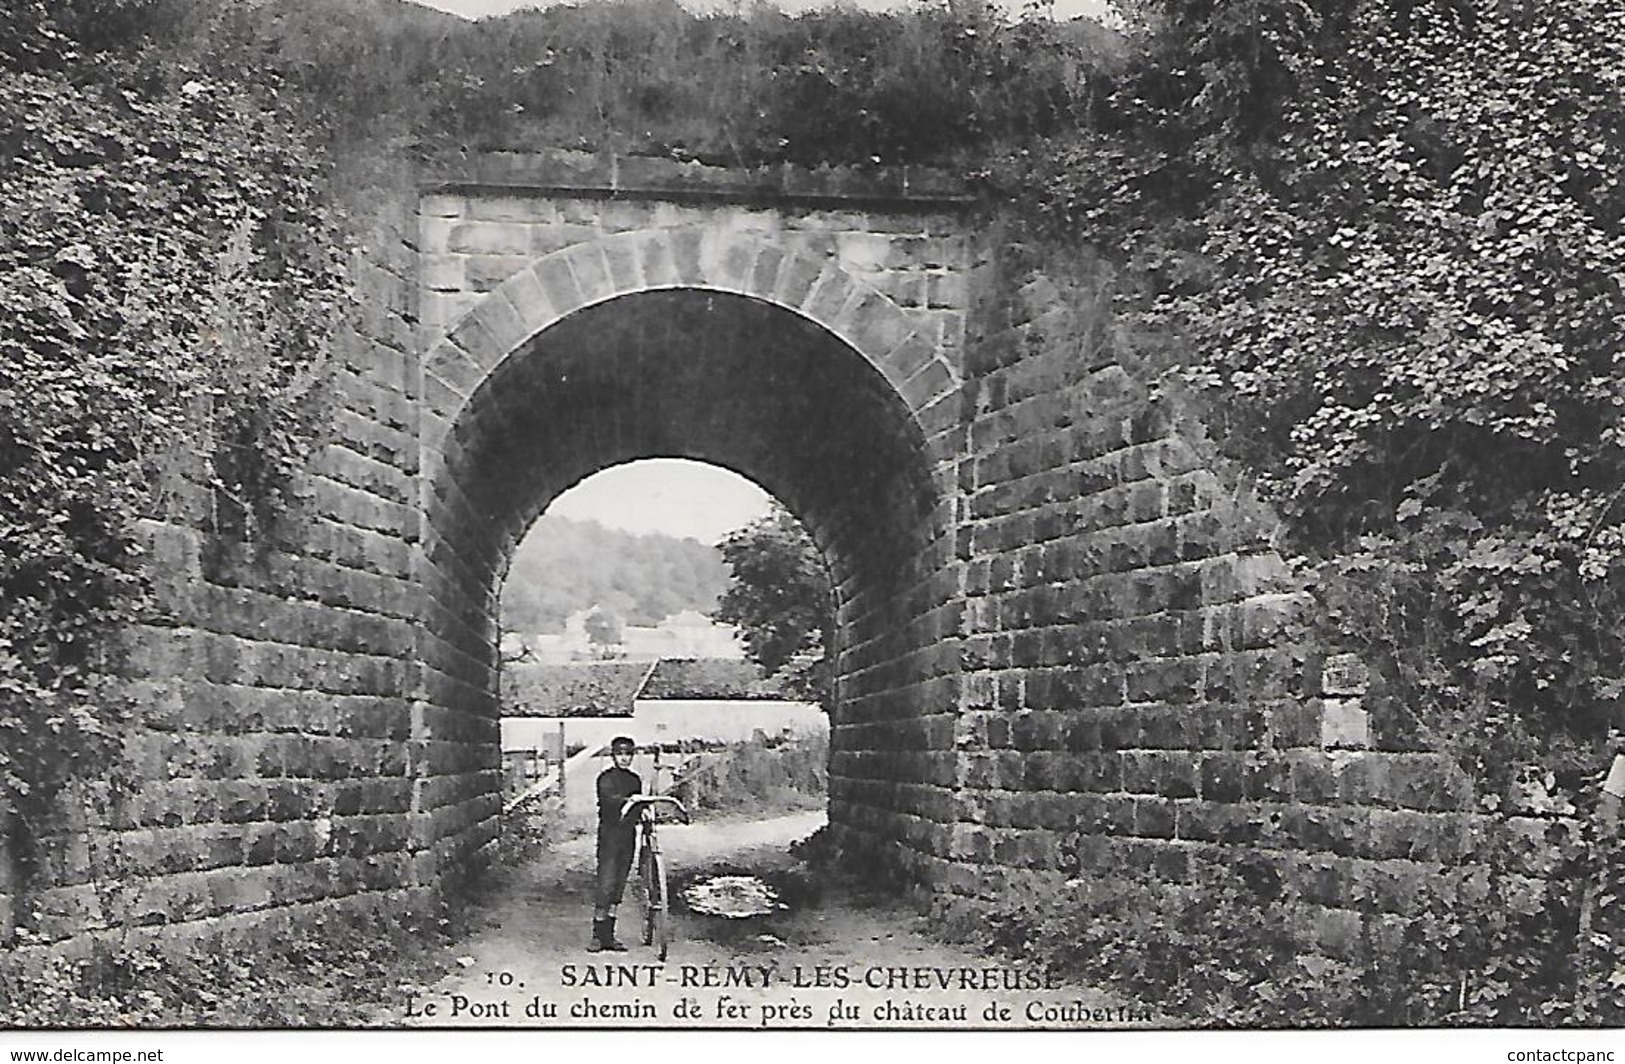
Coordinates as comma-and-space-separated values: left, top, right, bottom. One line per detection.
500, 516, 729, 633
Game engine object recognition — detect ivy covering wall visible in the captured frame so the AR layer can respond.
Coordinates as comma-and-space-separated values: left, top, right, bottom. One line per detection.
999, 0, 1625, 800
0, 0, 349, 841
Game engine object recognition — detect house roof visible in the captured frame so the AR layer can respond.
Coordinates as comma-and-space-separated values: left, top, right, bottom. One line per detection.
500, 661, 650, 717
500, 657, 790, 715
640, 658, 780, 700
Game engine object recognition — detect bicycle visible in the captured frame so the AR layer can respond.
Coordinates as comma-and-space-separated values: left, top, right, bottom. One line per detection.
619, 793, 689, 960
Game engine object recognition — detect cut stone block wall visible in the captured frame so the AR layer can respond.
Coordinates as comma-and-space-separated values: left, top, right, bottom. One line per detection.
934, 254, 1497, 956
1, 155, 978, 947
409, 154, 975, 896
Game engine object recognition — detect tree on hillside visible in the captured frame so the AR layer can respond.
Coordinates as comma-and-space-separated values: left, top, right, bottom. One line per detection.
583, 606, 625, 659
714, 505, 835, 707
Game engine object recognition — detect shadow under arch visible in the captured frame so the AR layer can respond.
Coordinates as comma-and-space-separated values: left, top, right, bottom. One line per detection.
416, 288, 961, 885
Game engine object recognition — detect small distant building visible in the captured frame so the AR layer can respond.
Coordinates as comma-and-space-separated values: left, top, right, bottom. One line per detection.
520, 608, 746, 664
643, 609, 745, 659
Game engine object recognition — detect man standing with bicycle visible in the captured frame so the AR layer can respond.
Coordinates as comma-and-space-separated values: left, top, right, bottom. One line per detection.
589, 735, 641, 952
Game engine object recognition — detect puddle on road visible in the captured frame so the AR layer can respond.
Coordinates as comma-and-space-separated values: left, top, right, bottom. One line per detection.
683, 875, 782, 919
672, 864, 828, 950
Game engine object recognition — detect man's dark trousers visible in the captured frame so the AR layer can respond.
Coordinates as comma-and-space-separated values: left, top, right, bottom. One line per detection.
594, 822, 636, 917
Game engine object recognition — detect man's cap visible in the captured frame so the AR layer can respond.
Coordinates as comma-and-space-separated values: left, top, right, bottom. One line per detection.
610, 736, 636, 753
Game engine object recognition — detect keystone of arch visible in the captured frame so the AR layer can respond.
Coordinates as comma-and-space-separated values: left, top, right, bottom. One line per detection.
419, 227, 960, 457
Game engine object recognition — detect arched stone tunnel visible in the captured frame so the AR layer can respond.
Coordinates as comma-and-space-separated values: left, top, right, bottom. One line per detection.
416, 285, 960, 880
3, 153, 1489, 958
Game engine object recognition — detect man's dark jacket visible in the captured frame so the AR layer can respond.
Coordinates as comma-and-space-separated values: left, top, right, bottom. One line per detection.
597, 765, 642, 831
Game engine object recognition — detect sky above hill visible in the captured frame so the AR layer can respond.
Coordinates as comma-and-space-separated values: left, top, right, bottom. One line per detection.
413, 0, 1115, 20
545, 459, 774, 544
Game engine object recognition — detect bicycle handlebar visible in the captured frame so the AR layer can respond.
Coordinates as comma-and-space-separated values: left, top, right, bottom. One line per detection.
619, 794, 690, 824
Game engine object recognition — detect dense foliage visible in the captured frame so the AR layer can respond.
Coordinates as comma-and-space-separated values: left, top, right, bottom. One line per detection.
1004, 0, 1625, 797
0, 902, 460, 1025
714, 505, 834, 707
195, 0, 1122, 168
0, 0, 347, 835
500, 515, 728, 633
671, 733, 828, 817
985, 827, 1625, 1025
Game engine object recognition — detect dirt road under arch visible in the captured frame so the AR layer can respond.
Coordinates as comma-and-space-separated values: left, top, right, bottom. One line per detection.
386, 810, 1146, 1031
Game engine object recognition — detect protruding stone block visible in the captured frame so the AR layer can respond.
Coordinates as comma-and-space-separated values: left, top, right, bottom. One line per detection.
1320, 697, 1370, 750
1322, 653, 1370, 697
447, 222, 529, 256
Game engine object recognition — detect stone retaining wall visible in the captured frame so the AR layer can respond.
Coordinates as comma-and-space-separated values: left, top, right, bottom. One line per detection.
935, 255, 1493, 955
10, 194, 439, 946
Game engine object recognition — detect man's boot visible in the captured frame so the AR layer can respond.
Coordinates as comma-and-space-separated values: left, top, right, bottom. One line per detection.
587, 918, 610, 952
601, 915, 627, 952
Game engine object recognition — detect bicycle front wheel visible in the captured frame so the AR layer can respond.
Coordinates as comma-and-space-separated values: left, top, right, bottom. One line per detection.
648, 849, 670, 962
639, 846, 657, 947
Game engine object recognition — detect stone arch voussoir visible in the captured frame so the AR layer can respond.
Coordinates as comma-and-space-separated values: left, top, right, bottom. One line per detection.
420, 227, 961, 462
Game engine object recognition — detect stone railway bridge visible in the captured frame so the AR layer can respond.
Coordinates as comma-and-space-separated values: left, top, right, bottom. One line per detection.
6, 153, 1483, 955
